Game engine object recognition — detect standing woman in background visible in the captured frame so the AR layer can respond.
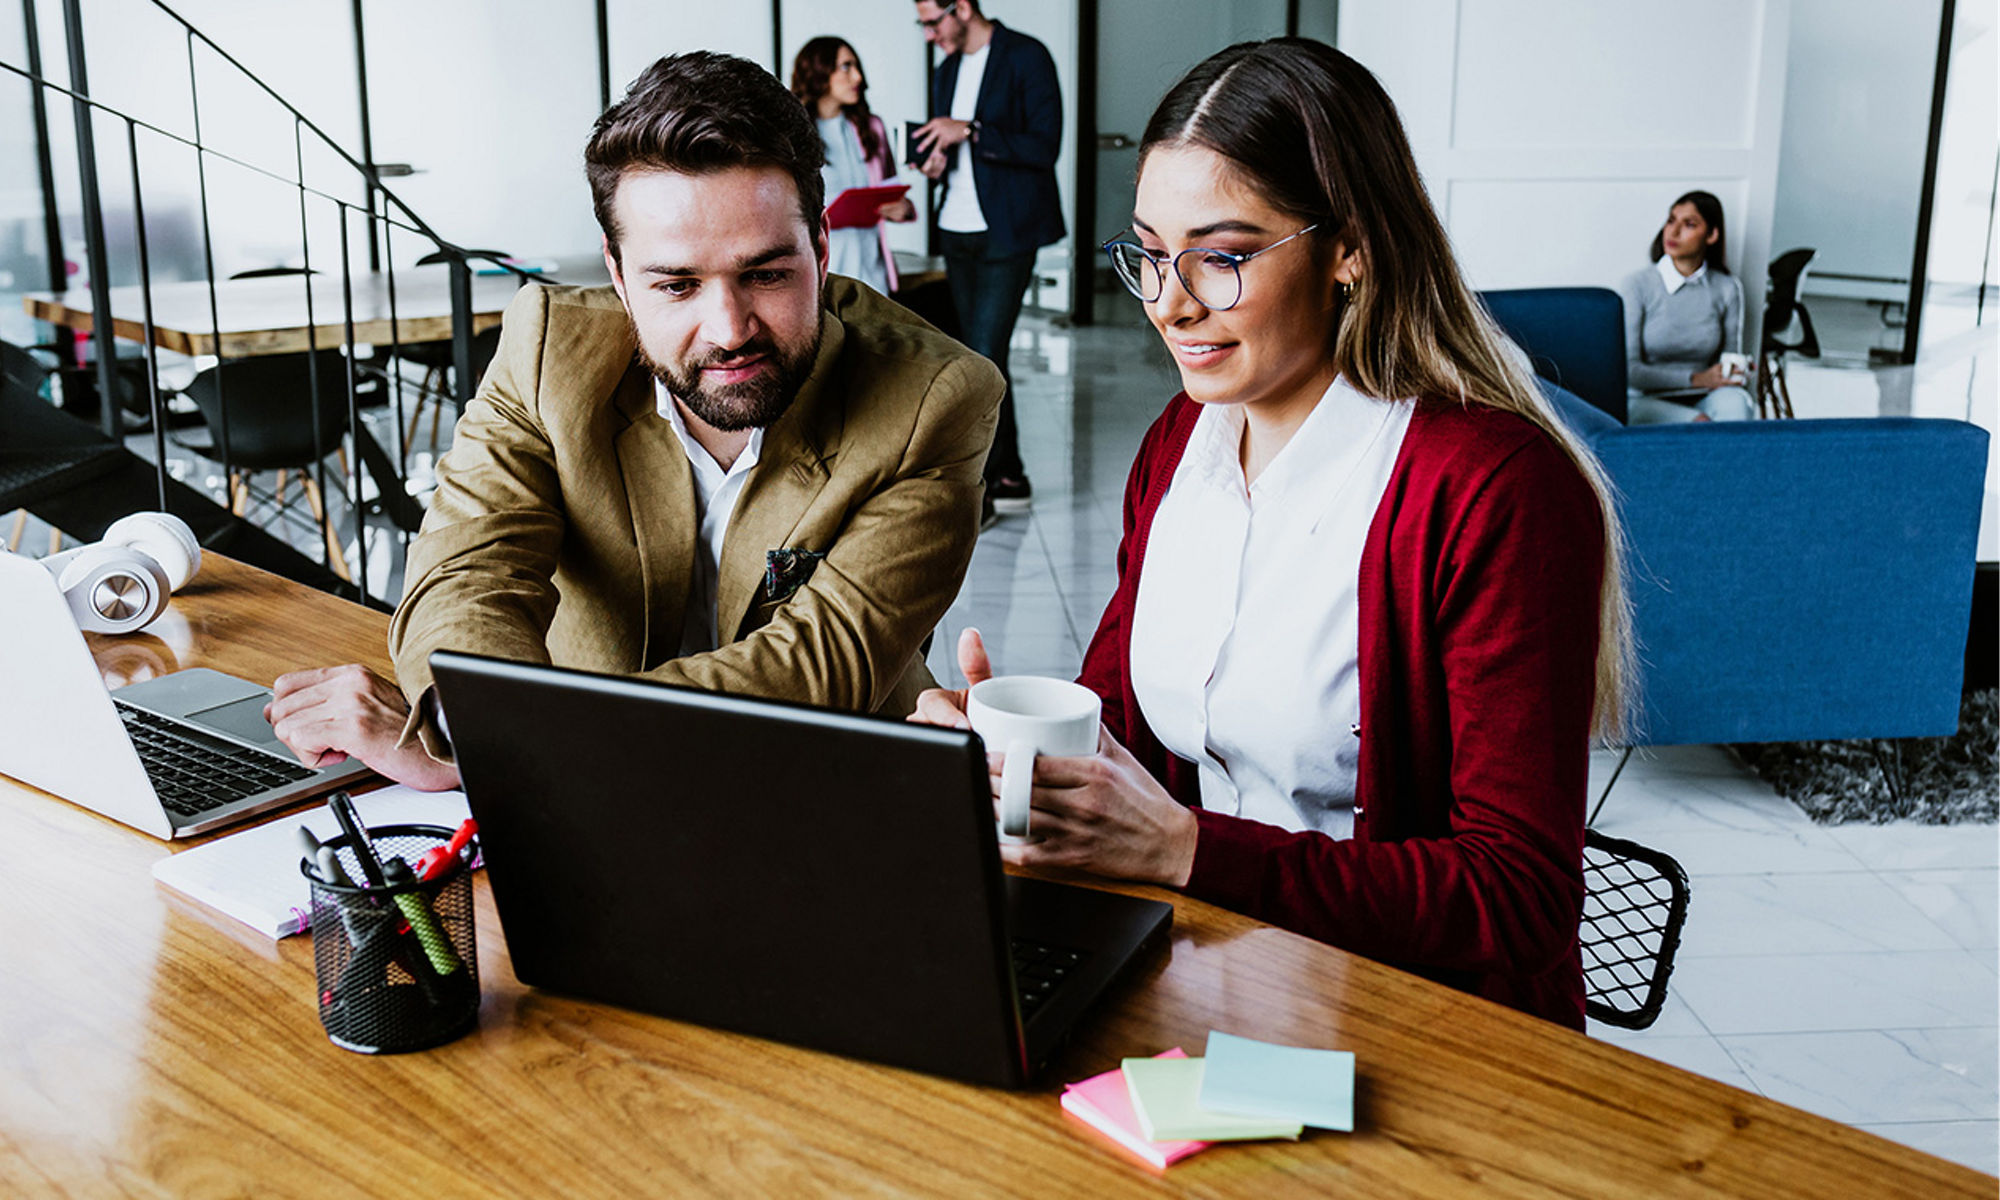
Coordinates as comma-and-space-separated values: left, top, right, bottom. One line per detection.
791, 37, 917, 296
915, 38, 1633, 1029
1617, 190, 1754, 423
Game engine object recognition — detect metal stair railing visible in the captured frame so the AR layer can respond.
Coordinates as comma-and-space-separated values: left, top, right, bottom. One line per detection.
3, 0, 550, 600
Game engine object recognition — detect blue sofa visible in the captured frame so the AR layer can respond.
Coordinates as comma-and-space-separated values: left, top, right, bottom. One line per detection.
1542, 384, 1989, 746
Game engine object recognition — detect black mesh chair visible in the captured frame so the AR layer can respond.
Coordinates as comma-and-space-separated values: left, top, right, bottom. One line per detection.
1758, 249, 1819, 419
1, 339, 130, 553
1581, 829, 1691, 1030
172, 351, 358, 580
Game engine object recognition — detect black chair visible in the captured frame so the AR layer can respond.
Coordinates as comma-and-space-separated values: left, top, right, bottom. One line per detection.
1, 340, 129, 553
388, 248, 510, 463
1580, 829, 1691, 1030
1758, 249, 1819, 419
172, 352, 359, 580
1479, 287, 1628, 424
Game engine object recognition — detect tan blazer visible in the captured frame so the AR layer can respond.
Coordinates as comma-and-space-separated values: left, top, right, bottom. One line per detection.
389, 277, 1001, 747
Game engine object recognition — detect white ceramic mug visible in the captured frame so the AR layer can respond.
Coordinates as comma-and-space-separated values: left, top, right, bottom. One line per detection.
1718, 351, 1751, 383
965, 676, 1102, 844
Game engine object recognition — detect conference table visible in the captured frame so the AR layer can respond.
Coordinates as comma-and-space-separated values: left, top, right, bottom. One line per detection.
19, 264, 538, 360
0, 554, 1989, 1197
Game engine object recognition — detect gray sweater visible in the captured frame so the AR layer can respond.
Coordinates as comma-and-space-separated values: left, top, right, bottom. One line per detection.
1617, 263, 1743, 393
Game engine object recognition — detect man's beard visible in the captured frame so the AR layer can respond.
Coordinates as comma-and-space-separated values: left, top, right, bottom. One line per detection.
637, 321, 822, 432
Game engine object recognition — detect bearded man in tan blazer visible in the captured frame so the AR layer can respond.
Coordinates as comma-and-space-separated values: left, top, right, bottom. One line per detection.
264, 52, 1001, 790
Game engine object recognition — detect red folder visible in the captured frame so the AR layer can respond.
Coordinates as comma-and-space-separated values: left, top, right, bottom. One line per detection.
825, 184, 910, 231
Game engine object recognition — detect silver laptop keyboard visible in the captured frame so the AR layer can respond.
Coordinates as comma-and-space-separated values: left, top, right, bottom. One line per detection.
114, 700, 315, 818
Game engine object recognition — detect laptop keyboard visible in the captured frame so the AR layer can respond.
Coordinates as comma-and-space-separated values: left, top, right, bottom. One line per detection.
115, 701, 315, 819
1012, 939, 1089, 1016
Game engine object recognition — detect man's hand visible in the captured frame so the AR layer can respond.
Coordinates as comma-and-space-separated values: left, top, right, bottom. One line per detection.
913, 116, 973, 156
265, 663, 461, 792
920, 148, 950, 181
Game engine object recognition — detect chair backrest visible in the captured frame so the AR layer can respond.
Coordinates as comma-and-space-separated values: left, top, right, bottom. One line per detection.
1592, 417, 1988, 745
1, 340, 51, 406
1581, 829, 1690, 1030
1762, 249, 1819, 356
180, 352, 355, 471
1479, 287, 1628, 424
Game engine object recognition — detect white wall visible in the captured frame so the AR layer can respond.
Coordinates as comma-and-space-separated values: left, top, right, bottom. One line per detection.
1771, 0, 1942, 302
1342, 0, 1792, 349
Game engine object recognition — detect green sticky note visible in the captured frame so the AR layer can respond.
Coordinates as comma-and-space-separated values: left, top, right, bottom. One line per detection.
1199, 1031, 1355, 1132
1121, 1056, 1304, 1142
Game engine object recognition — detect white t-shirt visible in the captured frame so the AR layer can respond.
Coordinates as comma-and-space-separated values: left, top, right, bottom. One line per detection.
1128, 378, 1413, 839
937, 43, 991, 234
655, 380, 766, 657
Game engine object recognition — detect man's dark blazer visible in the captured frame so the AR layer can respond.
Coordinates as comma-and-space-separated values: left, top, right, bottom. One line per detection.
930, 20, 1066, 256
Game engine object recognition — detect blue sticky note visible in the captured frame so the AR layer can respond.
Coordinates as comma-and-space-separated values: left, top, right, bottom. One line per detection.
1198, 1031, 1355, 1132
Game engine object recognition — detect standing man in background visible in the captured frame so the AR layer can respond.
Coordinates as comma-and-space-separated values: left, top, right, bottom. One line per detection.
914, 0, 1065, 520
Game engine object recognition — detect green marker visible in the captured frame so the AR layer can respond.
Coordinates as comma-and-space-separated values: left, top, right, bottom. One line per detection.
382, 857, 461, 977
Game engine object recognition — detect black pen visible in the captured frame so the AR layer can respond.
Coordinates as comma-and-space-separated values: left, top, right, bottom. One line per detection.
327, 791, 388, 888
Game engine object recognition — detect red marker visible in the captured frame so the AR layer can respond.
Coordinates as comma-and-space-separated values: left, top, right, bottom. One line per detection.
414, 819, 478, 882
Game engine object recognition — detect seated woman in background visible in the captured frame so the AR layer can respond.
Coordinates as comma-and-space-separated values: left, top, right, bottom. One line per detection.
915, 38, 1632, 1029
1617, 190, 1755, 423
791, 37, 916, 296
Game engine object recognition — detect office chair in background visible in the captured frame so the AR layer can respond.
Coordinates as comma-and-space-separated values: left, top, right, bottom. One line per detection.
1759, 248, 1820, 419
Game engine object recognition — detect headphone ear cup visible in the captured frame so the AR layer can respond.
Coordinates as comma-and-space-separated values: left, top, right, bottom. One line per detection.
102, 512, 201, 592
55, 545, 171, 634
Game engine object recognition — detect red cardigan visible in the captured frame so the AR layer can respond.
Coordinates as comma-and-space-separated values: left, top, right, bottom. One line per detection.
1077, 394, 1604, 1028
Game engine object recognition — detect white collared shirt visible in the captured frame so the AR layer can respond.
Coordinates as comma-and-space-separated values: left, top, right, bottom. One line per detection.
937, 42, 991, 234
655, 380, 765, 656
1656, 253, 1707, 296
1128, 378, 1413, 839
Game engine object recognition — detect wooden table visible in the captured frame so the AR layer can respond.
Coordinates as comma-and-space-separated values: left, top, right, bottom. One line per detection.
20, 265, 535, 359
0, 555, 1989, 1197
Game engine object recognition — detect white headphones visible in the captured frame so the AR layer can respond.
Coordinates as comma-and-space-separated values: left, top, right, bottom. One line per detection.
40, 512, 203, 635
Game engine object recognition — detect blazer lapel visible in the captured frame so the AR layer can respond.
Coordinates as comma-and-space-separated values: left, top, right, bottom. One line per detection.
714, 311, 846, 640
613, 365, 697, 670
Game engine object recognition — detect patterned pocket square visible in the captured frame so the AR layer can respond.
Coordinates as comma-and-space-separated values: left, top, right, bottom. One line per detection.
764, 548, 826, 604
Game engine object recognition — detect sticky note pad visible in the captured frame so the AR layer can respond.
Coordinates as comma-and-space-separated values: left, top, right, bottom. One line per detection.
1198, 1031, 1355, 1132
1060, 1049, 1212, 1169
1122, 1056, 1304, 1142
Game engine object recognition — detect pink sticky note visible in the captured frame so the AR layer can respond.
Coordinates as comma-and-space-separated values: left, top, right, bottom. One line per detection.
1060, 1048, 1213, 1169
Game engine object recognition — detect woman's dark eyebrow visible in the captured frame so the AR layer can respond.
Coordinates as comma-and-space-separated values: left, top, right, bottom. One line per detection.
1129, 215, 1269, 240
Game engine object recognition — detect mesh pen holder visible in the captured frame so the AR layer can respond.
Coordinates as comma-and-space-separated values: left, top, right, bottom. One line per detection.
302, 823, 480, 1054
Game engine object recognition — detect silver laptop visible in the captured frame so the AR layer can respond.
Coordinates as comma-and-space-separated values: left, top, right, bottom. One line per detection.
0, 550, 371, 838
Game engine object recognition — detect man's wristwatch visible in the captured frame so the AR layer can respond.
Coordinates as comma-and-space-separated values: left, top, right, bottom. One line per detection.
967, 119, 981, 142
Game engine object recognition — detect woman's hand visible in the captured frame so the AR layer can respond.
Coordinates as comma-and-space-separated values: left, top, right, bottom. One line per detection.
1690, 363, 1733, 389
908, 628, 993, 730
878, 198, 917, 223
997, 725, 1199, 888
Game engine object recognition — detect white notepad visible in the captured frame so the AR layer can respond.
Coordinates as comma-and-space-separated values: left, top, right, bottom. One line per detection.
150, 785, 471, 938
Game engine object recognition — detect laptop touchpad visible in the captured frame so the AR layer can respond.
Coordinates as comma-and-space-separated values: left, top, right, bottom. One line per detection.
186, 694, 284, 750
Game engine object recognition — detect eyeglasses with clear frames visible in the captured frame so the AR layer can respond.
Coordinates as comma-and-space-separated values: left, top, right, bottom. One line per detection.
1100, 223, 1322, 312
915, 11, 955, 31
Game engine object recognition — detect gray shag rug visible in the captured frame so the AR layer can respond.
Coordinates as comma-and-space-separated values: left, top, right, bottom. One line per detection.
1737, 690, 1998, 825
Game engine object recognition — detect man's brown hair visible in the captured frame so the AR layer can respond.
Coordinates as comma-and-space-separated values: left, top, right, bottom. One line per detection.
586, 51, 826, 260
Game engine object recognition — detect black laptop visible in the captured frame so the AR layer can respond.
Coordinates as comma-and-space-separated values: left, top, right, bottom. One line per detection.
430, 650, 1173, 1088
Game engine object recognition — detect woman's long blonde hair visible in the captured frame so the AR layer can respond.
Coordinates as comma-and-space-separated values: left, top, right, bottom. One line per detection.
1141, 38, 1634, 741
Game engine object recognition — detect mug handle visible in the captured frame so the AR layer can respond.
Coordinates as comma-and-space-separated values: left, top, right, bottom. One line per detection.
998, 737, 1036, 844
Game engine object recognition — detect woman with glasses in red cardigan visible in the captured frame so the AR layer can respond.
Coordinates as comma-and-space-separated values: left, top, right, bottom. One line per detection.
916, 39, 1633, 1030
